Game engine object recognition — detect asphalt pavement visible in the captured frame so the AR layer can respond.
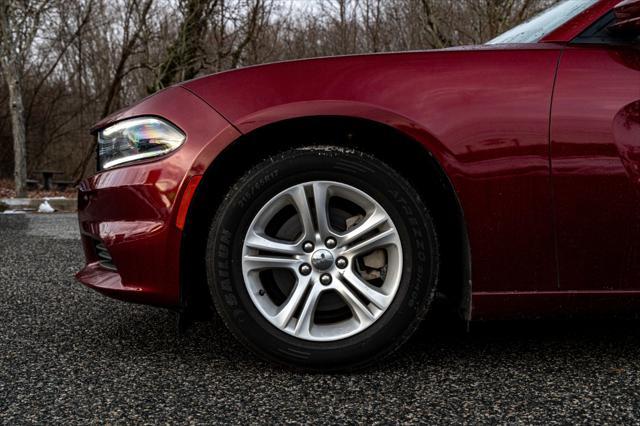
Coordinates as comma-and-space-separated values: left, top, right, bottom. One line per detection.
1, 213, 640, 424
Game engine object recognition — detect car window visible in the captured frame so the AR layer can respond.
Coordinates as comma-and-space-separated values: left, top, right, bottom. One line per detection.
487, 0, 599, 44
573, 10, 640, 45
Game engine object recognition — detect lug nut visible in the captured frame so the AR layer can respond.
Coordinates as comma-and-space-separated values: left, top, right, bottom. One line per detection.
302, 241, 314, 253
299, 263, 312, 276
319, 273, 332, 285
325, 237, 337, 249
336, 257, 348, 269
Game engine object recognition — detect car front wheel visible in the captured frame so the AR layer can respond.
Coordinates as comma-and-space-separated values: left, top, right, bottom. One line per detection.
207, 147, 439, 370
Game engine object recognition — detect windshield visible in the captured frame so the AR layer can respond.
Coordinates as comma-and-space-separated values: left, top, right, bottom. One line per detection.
487, 0, 599, 44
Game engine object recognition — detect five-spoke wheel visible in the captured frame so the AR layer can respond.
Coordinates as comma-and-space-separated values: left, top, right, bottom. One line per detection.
207, 147, 438, 370
242, 181, 402, 341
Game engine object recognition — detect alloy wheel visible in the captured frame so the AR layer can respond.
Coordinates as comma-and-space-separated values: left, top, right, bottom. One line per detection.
241, 180, 403, 342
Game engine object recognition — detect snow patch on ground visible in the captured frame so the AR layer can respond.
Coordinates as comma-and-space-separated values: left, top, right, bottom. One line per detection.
38, 201, 55, 213
1, 198, 32, 206
2, 210, 27, 214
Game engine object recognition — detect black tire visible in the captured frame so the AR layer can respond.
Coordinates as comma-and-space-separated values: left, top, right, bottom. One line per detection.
206, 146, 439, 371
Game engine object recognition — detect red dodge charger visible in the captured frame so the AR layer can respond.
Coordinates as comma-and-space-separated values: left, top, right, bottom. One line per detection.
77, 0, 640, 369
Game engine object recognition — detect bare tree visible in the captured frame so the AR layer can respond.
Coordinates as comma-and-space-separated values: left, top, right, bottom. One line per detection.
0, 0, 52, 196
149, 0, 219, 92
101, 0, 154, 118
319, 0, 360, 55
73, 0, 154, 180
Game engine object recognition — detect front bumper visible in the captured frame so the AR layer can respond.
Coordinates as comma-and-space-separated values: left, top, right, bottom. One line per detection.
75, 86, 240, 307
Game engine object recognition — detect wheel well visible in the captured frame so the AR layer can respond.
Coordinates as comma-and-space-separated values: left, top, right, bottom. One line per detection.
180, 116, 471, 320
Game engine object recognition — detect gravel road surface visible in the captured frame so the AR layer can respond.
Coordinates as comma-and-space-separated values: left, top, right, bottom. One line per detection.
1, 213, 640, 424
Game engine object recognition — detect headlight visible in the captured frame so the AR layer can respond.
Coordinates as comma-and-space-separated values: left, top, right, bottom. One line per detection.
97, 117, 185, 170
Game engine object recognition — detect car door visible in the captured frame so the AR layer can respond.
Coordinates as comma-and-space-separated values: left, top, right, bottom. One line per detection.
551, 11, 640, 290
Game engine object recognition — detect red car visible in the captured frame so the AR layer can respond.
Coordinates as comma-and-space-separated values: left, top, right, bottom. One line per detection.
77, 0, 640, 370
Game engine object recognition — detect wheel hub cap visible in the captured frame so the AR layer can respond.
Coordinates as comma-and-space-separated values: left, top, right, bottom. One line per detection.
311, 249, 334, 271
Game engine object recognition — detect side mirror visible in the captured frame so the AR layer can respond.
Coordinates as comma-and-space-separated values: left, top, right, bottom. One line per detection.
610, 0, 640, 35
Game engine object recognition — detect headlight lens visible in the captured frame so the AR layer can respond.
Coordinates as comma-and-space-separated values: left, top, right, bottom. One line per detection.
97, 117, 185, 170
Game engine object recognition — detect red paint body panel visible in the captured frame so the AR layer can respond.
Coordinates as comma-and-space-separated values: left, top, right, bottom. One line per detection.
76, 0, 640, 319
184, 46, 563, 294
472, 290, 640, 319
551, 46, 640, 291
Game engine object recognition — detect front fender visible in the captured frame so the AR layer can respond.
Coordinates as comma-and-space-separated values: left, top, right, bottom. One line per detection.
182, 98, 457, 183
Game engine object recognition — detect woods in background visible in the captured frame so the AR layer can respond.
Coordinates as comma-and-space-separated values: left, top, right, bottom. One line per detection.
0, 0, 557, 193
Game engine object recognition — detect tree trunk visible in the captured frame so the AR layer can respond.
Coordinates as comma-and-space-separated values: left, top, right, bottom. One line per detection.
0, 1, 28, 197
3, 67, 28, 197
